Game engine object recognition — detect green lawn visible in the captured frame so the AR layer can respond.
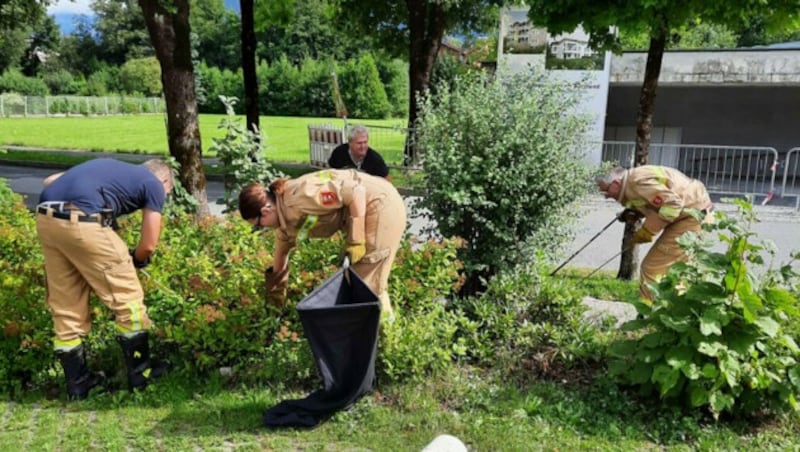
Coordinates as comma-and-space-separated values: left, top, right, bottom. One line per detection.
0, 115, 409, 164
3, 369, 798, 450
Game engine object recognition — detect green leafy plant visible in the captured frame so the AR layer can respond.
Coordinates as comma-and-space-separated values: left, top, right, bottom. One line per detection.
210, 96, 283, 213
452, 259, 606, 382
416, 68, 595, 294
608, 200, 800, 418
0, 176, 467, 393
0, 182, 52, 395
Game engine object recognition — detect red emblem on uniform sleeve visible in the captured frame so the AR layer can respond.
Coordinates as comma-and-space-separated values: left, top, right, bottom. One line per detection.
320, 191, 338, 206
652, 195, 664, 206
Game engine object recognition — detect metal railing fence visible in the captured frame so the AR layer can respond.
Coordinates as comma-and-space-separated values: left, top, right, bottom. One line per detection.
0, 94, 165, 117
602, 141, 779, 198
308, 124, 345, 166
782, 148, 800, 198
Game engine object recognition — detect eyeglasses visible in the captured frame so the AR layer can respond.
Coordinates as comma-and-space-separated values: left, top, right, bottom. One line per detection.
251, 213, 263, 233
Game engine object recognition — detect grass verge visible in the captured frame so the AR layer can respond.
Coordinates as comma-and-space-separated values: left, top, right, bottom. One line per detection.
2, 366, 798, 450
0, 115, 409, 163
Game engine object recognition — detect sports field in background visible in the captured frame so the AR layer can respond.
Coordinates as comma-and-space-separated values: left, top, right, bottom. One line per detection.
0, 115, 408, 164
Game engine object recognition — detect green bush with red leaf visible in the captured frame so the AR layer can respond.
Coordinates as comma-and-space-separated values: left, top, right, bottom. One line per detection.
0, 178, 465, 393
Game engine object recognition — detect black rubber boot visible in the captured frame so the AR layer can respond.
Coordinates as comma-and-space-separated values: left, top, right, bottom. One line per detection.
56, 345, 104, 400
116, 332, 170, 390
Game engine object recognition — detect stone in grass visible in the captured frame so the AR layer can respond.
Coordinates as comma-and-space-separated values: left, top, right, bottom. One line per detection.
581, 296, 637, 328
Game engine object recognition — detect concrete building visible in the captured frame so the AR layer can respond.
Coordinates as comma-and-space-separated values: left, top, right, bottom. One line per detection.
603, 45, 800, 201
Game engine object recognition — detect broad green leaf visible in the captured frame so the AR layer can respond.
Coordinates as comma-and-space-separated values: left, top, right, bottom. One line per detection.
780, 335, 800, 354
652, 364, 681, 396
698, 341, 725, 357
753, 317, 780, 338
701, 363, 719, 379
685, 281, 727, 301
629, 362, 653, 384
636, 347, 664, 364
765, 288, 799, 313
607, 359, 630, 377
609, 340, 637, 358
688, 382, 710, 407
709, 391, 734, 418
727, 332, 757, 355
699, 314, 722, 336
681, 362, 701, 380
641, 331, 674, 348
665, 346, 694, 369
739, 280, 762, 323
719, 355, 740, 388
620, 319, 648, 332
789, 366, 800, 388
696, 252, 729, 272
659, 315, 691, 333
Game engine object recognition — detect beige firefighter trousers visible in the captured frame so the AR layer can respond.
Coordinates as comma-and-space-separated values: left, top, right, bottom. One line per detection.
36, 207, 151, 347
350, 178, 407, 317
640, 213, 713, 301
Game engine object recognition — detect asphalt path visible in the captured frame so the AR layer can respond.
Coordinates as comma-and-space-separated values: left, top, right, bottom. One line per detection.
2, 162, 798, 272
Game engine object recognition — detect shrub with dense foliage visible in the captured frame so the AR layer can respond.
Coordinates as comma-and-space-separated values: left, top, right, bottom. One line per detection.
0, 178, 464, 394
118, 57, 162, 98
416, 68, 595, 292
609, 200, 800, 418
452, 258, 609, 382
209, 96, 284, 214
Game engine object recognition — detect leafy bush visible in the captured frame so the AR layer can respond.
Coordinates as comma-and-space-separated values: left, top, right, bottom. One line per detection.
264, 55, 302, 116
0, 177, 466, 393
209, 96, 284, 213
338, 53, 391, 119
375, 57, 408, 118
197, 63, 244, 114
42, 70, 82, 95
296, 57, 336, 118
0, 69, 49, 96
452, 259, 605, 382
608, 200, 800, 418
0, 182, 52, 395
118, 57, 162, 97
416, 68, 595, 293
380, 237, 467, 381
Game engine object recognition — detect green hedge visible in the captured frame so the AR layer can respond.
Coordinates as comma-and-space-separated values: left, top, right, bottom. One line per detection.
0, 178, 464, 395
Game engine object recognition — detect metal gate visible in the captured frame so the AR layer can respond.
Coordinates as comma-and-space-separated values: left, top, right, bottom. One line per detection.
782, 148, 800, 209
601, 142, 779, 198
308, 124, 345, 167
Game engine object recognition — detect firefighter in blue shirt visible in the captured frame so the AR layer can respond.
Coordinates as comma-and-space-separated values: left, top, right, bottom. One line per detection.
37, 158, 174, 399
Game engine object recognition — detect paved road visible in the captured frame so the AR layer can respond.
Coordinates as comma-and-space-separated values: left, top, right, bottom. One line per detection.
3, 163, 798, 272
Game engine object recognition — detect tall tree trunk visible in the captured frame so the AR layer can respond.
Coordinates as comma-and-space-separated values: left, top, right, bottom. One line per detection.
138, 0, 209, 218
405, 0, 445, 166
240, 0, 260, 136
618, 22, 667, 280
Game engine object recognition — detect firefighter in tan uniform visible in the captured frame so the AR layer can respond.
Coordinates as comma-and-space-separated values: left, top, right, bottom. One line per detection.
238, 169, 407, 321
37, 158, 174, 400
596, 165, 713, 301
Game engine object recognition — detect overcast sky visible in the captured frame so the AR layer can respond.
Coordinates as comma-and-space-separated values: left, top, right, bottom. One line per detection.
47, 0, 93, 15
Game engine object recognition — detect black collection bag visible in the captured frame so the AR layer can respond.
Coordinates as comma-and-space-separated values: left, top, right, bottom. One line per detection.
262, 266, 381, 428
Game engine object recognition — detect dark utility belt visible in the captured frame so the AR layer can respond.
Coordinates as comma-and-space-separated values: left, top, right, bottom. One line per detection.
37, 206, 106, 225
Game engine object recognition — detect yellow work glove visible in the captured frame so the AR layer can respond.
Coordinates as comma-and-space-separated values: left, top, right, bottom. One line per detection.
345, 241, 366, 264
632, 227, 655, 244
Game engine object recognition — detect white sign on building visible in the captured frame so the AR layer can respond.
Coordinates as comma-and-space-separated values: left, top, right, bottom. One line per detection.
498, 6, 611, 165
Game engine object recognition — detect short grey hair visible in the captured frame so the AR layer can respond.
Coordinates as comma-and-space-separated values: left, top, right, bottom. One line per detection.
142, 159, 174, 186
348, 125, 369, 141
595, 166, 626, 186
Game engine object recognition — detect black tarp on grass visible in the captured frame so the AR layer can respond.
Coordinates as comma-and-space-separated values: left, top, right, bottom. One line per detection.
262, 267, 380, 428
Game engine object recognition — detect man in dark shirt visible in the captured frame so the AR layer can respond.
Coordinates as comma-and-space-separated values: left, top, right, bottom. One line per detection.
37, 158, 174, 399
327, 125, 390, 179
